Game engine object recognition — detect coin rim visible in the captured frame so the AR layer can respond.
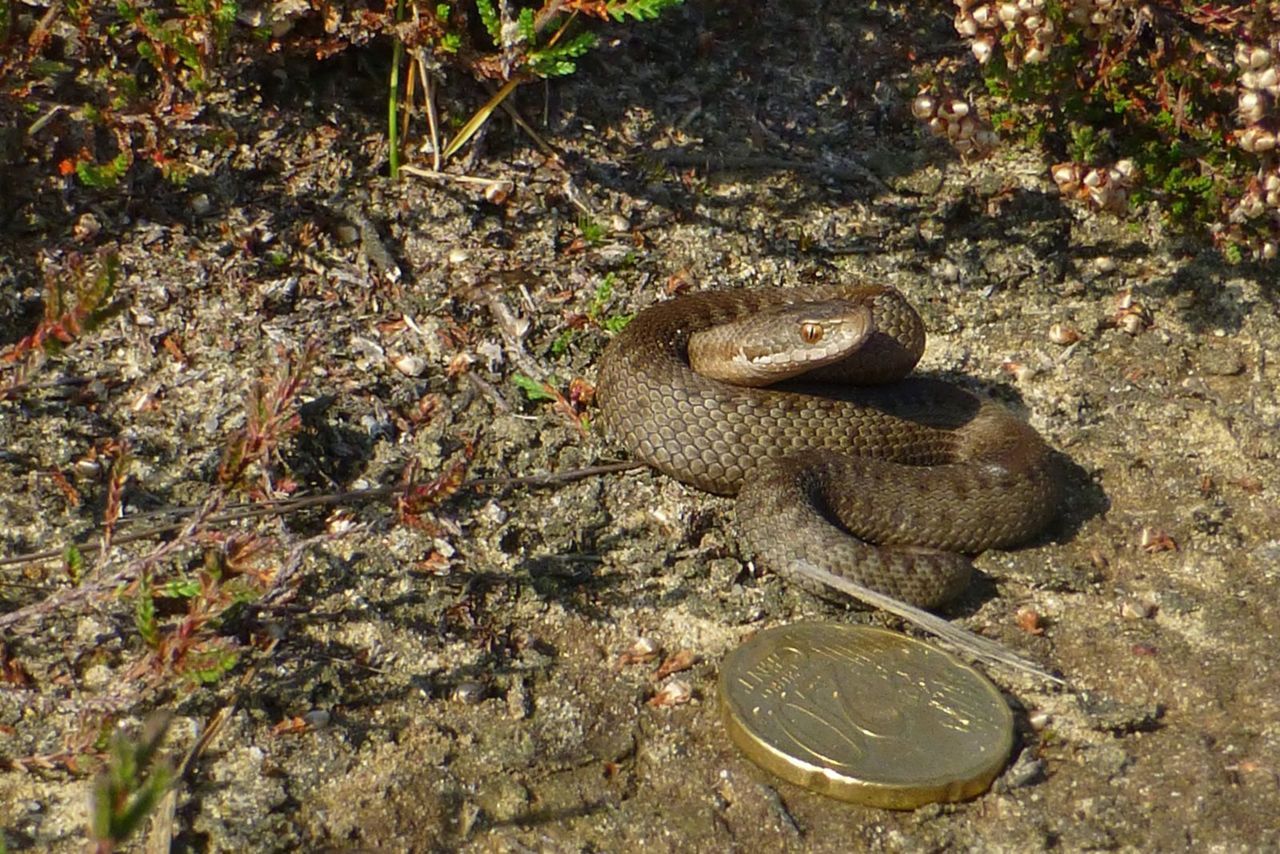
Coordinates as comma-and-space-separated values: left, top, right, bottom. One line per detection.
718, 622, 1015, 810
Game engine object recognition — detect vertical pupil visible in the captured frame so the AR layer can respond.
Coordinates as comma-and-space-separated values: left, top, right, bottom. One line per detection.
802, 323, 822, 343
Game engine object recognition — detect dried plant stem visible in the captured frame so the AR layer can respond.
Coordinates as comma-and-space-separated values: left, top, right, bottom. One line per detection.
648, 149, 891, 192
496, 86, 558, 158
0, 496, 222, 632
0, 462, 641, 570
441, 77, 521, 162
413, 49, 443, 172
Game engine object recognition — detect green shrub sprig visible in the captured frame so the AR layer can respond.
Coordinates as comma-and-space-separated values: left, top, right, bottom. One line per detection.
936, 0, 1280, 261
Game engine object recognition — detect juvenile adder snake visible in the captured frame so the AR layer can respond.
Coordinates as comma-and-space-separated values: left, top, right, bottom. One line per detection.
595, 285, 1060, 608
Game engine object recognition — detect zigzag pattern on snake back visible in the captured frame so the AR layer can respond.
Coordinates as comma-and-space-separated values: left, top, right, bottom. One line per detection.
595, 285, 1061, 608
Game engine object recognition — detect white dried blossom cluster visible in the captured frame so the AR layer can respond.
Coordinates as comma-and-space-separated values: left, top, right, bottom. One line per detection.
911, 95, 999, 158
1051, 159, 1137, 211
1229, 166, 1280, 257
1234, 43, 1279, 155
1064, 0, 1137, 41
952, 0, 1057, 68
1229, 40, 1280, 260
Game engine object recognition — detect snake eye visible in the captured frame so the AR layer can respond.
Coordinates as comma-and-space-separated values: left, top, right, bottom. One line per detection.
801, 322, 823, 344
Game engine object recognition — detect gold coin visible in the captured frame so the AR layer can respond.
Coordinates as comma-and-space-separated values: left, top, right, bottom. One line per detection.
719, 622, 1014, 809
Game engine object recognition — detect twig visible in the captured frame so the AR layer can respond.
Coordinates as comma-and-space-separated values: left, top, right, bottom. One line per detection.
27, 103, 67, 136
0, 497, 223, 632
413, 49, 442, 172
496, 89, 559, 159
399, 165, 513, 189
468, 461, 640, 489
646, 150, 893, 192
786, 557, 1067, 686
441, 77, 522, 162
1, 372, 122, 403
0, 463, 641, 569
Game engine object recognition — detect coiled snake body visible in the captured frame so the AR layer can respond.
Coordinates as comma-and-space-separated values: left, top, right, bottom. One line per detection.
595, 285, 1060, 608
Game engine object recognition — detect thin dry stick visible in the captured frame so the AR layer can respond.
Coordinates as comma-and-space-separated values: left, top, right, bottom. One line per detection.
401, 49, 417, 151
1, 373, 111, 397
788, 556, 1066, 686
648, 150, 893, 192
413, 49, 442, 172
0, 496, 223, 632
0, 463, 641, 569
259, 529, 355, 607
497, 94, 558, 158
441, 77, 521, 161
399, 164, 512, 189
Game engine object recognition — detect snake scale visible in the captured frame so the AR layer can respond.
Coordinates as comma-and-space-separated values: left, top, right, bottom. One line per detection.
595, 284, 1060, 608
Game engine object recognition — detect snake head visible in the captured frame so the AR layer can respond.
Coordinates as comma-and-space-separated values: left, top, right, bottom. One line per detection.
688, 300, 876, 387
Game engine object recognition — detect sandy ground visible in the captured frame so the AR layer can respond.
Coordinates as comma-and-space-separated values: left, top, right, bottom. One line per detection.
2, 1, 1280, 851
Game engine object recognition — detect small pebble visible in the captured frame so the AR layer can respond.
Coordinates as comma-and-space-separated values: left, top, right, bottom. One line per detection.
333, 223, 360, 244
481, 501, 508, 525
1119, 313, 1146, 335
190, 193, 212, 217
73, 458, 102, 477
1048, 323, 1080, 345
1002, 754, 1047, 789
303, 709, 331, 728
454, 681, 487, 704
1015, 605, 1045, 635
448, 247, 470, 265
73, 212, 101, 242
392, 353, 427, 377
648, 679, 693, 708
1119, 597, 1157, 620
630, 637, 659, 658
484, 182, 512, 205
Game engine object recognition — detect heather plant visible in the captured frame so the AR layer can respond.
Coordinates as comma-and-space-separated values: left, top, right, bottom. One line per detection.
927, 0, 1280, 262
88, 712, 173, 854
0, 1, 684, 189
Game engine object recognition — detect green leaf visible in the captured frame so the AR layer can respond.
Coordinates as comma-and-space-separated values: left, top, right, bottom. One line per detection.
89, 712, 174, 848
475, 0, 500, 42
528, 31, 598, 77
160, 577, 201, 598
30, 59, 73, 77
86, 251, 121, 321
135, 580, 159, 648
64, 544, 84, 585
593, 273, 616, 307
184, 648, 239, 684
518, 7, 535, 41
75, 153, 130, 188
513, 373, 556, 401
603, 313, 633, 334
550, 329, 576, 356
577, 213, 606, 246
606, 0, 683, 22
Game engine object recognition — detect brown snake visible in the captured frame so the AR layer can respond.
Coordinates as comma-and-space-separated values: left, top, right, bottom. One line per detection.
595, 284, 1060, 608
